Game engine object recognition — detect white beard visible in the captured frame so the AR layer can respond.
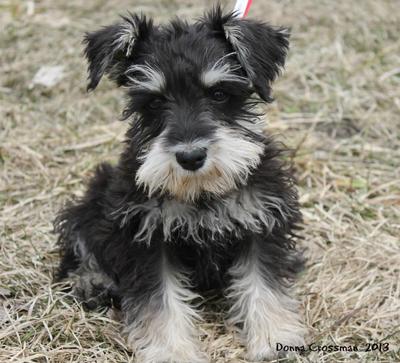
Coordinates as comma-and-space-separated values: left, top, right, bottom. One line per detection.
135, 126, 265, 202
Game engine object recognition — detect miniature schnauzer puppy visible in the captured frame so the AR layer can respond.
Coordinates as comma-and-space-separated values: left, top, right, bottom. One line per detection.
55, 6, 306, 362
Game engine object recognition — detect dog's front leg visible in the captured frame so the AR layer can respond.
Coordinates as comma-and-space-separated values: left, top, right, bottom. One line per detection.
226, 237, 306, 361
121, 246, 206, 363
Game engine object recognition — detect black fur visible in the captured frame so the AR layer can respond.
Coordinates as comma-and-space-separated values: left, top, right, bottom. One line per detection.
204, 6, 289, 101
54, 6, 304, 361
55, 142, 303, 290
84, 14, 154, 91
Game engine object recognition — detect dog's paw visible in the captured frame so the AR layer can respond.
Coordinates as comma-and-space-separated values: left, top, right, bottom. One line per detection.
245, 329, 306, 362
72, 271, 115, 310
245, 346, 279, 362
126, 309, 207, 363
246, 346, 288, 362
132, 342, 208, 363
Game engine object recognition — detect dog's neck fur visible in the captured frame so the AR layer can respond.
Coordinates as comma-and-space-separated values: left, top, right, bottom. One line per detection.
114, 184, 293, 246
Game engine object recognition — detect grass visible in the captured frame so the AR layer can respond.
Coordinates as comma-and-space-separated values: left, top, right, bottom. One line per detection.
1, 0, 399, 362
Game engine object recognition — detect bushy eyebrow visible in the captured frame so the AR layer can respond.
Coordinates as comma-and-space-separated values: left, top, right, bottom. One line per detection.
125, 63, 166, 92
201, 53, 249, 87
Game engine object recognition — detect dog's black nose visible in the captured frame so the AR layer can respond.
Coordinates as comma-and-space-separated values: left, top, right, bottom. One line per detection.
176, 148, 207, 171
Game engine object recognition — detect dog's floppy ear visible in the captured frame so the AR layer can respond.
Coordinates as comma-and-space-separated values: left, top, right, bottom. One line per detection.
84, 13, 153, 91
204, 7, 289, 102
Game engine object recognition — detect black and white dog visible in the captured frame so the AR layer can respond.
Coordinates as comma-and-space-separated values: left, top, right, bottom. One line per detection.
55, 6, 306, 362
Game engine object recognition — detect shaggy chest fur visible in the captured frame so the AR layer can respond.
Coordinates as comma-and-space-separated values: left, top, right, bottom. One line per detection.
115, 187, 292, 245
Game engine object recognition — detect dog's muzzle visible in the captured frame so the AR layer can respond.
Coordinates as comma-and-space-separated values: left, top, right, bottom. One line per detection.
175, 148, 207, 171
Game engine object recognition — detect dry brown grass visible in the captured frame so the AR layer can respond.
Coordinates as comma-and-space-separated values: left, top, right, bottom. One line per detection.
1, 0, 400, 362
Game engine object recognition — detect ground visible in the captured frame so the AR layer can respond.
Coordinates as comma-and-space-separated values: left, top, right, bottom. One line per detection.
1, 0, 399, 362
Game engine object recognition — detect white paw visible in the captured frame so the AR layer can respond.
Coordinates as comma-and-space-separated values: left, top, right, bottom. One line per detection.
133, 342, 208, 363
245, 346, 278, 362
126, 319, 207, 363
245, 328, 306, 362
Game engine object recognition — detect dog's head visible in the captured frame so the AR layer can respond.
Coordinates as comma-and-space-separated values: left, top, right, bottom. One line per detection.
84, 6, 289, 202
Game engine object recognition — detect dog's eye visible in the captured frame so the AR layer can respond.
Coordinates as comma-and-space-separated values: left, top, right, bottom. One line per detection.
148, 97, 164, 110
211, 90, 229, 103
